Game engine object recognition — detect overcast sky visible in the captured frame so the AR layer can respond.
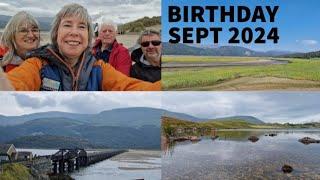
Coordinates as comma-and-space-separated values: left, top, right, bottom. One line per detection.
0, 92, 319, 124
0, 0, 160, 23
161, 92, 320, 124
0, 92, 162, 116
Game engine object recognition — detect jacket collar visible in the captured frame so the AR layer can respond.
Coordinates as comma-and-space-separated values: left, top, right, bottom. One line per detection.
26, 44, 95, 71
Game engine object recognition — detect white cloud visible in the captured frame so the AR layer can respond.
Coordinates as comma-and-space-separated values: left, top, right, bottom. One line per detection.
0, 92, 162, 116
0, 0, 160, 23
296, 39, 318, 46
161, 92, 320, 123
1, 92, 320, 124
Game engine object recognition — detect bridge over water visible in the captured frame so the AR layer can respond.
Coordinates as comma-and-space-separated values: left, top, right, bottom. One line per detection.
51, 148, 127, 174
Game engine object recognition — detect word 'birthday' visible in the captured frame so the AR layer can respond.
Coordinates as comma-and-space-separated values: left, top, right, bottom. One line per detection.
167, 5, 280, 44
169, 6, 279, 22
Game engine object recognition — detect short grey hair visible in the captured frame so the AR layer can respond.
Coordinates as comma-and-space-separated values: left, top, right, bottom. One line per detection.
137, 29, 161, 45
0, 11, 39, 66
50, 3, 93, 50
98, 18, 118, 32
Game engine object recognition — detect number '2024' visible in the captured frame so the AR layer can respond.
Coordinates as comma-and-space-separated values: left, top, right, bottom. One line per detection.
229, 27, 279, 44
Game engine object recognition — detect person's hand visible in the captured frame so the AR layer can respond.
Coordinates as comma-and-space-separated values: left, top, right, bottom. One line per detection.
0, 67, 14, 91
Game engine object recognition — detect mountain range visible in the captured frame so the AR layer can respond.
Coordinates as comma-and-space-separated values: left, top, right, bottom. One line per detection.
0, 107, 265, 149
0, 107, 202, 127
280, 50, 320, 59
0, 15, 53, 31
0, 107, 202, 149
163, 42, 297, 57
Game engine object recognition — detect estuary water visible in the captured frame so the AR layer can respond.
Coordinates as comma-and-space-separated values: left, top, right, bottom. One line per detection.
17, 148, 161, 180
71, 150, 161, 180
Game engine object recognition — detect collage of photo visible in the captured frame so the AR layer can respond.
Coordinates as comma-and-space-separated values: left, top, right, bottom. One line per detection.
0, 0, 320, 180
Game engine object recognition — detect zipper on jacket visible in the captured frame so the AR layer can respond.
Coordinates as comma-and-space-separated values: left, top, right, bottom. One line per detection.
48, 48, 84, 91
73, 53, 86, 91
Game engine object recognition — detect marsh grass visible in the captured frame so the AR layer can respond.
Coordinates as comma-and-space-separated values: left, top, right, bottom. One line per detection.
0, 163, 31, 180
162, 58, 320, 90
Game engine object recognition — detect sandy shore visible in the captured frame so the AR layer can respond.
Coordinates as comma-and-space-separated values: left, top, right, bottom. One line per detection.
110, 149, 161, 170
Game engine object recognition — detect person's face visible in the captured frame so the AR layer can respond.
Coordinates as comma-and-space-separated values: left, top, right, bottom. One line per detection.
99, 25, 116, 46
57, 16, 88, 60
140, 34, 162, 61
15, 24, 40, 55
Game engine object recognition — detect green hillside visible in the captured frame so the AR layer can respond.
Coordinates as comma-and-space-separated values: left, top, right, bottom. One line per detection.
7, 135, 95, 149
282, 50, 320, 59
162, 116, 254, 136
162, 116, 320, 137
118, 16, 160, 33
0, 163, 31, 180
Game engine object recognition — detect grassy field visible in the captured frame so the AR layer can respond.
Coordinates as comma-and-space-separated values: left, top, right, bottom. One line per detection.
162, 56, 320, 90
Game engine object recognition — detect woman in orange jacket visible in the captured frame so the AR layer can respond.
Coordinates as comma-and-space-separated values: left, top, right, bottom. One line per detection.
0, 11, 40, 72
0, 3, 160, 91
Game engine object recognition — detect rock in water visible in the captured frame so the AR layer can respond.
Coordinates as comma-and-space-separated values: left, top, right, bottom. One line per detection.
269, 133, 277, 137
248, 136, 259, 142
282, 164, 293, 173
299, 137, 320, 145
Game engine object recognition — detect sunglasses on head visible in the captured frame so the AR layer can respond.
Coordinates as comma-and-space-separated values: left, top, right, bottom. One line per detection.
140, 40, 161, 47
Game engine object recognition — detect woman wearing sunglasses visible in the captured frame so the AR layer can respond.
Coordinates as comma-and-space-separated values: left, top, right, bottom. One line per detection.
0, 4, 160, 91
0, 11, 40, 72
130, 29, 162, 82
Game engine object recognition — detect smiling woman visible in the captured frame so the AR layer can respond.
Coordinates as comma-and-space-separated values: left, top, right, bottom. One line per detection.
0, 3, 160, 91
0, 11, 40, 72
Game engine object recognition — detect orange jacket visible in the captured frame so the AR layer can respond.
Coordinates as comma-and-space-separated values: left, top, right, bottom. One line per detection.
0, 46, 21, 72
6, 57, 161, 91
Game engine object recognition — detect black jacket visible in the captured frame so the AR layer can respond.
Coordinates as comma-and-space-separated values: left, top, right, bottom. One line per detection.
130, 48, 161, 83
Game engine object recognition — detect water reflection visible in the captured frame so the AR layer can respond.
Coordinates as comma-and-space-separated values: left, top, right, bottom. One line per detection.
162, 130, 320, 179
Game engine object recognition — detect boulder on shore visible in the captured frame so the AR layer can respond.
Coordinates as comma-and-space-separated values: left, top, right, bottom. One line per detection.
190, 136, 201, 142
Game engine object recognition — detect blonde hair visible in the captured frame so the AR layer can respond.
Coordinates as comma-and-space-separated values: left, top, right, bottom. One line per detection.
0, 11, 39, 67
50, 3, 93, 50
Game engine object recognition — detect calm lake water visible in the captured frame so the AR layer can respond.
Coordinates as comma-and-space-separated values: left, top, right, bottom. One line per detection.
162, 129, 320, 180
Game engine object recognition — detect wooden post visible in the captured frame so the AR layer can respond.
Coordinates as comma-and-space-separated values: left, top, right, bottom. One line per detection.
52, 161, 57, 174
75, 157, 80, 170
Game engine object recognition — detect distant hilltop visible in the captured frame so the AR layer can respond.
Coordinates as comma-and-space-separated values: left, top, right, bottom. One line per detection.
0, 15, 161, 33
162, 115, 320, 130
0, 15, 53, 31
280, 50, 320, 59
118, 16, 161, 34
